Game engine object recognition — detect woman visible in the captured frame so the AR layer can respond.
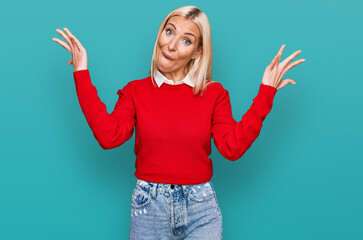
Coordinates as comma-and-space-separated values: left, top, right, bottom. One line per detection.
52, 5, 305, 240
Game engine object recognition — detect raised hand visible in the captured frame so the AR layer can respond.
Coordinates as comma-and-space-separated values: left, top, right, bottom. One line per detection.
261, 44, 306, 90
52, 27, 88, 72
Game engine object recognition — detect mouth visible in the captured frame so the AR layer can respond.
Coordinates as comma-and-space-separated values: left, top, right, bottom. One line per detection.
162, 52, 174, 60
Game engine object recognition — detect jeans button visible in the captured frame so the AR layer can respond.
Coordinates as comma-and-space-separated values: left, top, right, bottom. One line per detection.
170, 184, 174, 189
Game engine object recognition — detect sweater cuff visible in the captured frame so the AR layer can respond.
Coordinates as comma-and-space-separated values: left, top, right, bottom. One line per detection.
257, 83, 277, 103
73, 69, 91, 83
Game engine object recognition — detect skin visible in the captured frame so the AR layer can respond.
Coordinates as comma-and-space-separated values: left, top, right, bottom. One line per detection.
52, 23, 305, 90
52, 27, 88, 72
156, 16, 202, 83
261, 44, 306, 89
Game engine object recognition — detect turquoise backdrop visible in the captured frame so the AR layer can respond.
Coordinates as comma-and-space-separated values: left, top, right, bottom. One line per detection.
1, 0, 362, 239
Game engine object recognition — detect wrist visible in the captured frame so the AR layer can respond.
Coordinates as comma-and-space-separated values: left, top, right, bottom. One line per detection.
74, 67, 88, 72
261, 83, 277, 89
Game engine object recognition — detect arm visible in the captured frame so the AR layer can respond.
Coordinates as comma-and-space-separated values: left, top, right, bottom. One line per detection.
73, 69, 136, 150
211, 83, 277, 161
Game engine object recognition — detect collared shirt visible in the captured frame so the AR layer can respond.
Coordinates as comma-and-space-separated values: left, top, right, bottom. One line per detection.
153, 69, 195, 88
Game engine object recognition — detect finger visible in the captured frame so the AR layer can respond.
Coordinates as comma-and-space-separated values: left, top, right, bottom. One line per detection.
56, 28, 74, 51
277, 55, 305, 83
279, 58, 306, 79
275, 44, 285, 65
269, 54, 279, 69
67, 59, 73, 65
62, 28, 79, 51
277, 79, 295, 90
63, 28, 81, 51
269, 44, 285, 70
64, 27, 84, 50
280, 50, 302, 70
273, 45, 285, 78
52, 38, 71, 53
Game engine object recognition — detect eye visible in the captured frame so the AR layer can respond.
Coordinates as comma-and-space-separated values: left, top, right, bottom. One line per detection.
166, 28, 172, 36
183, 39, 192, 45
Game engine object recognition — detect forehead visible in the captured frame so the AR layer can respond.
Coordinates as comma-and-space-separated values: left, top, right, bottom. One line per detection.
166, 16, 200, 36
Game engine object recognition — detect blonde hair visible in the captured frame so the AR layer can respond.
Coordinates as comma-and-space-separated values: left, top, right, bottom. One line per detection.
149, 5, 217, 96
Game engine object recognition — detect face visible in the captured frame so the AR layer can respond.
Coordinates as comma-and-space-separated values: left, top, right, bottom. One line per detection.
156, 15, 202, 76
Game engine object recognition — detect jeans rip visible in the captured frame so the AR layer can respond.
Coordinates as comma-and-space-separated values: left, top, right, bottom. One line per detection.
131, 184, 151, 208
188, 182, 215, 203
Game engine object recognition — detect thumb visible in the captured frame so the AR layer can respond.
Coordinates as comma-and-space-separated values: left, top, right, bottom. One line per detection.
277, 79, 296, 90
67, 59, 73, 65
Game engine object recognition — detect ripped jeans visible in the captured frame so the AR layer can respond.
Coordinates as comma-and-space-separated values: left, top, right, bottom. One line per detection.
129, 177, 223, 240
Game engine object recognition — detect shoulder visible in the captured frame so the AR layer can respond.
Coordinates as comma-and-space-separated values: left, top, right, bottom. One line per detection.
205, 81, 229, 96
117, 76, 157, 98
123, 77, 147, 87
127, 76, 155, 89
118, 76, 150, 91
115, 77, 142, 98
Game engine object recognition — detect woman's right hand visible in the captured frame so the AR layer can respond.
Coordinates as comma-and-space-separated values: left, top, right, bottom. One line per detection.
52, 27, 88, 72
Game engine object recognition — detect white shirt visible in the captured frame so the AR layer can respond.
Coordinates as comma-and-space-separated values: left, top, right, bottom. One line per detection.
153, 69, 195, 88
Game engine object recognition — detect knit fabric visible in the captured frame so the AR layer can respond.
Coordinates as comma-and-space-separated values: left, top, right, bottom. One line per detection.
73, 69, 277, 184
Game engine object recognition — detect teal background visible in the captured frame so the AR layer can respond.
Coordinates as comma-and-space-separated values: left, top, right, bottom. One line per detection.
1, 0, 362, 239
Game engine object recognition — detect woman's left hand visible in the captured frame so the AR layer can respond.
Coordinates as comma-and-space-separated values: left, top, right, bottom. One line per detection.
261, 44, 306, 90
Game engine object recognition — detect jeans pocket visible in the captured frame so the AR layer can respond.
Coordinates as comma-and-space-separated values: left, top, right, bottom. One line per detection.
188, 182, 215, 203
131, 184, 151, 209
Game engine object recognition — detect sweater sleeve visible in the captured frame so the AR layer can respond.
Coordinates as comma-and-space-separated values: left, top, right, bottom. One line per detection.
211, 83, 277, 161
73, 69, 136, 150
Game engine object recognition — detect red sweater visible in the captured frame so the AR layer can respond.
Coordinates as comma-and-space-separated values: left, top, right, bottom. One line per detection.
73, 69, 277, 185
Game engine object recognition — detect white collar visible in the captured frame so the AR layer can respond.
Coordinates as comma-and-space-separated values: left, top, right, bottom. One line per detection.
153, 69, 195, 88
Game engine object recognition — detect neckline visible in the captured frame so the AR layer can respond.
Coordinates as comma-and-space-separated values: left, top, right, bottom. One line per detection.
151, 76, 192, 90
160, 82, 191, 90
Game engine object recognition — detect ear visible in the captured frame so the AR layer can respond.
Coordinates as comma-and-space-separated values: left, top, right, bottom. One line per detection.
193, 46, 203, 59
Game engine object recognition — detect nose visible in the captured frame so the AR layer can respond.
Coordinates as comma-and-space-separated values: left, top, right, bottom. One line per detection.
168, 37, 177, 52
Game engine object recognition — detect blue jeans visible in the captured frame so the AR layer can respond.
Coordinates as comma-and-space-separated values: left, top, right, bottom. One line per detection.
129, 177, 223, 239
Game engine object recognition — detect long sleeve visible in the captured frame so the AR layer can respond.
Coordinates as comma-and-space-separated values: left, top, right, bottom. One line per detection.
211, 83, 277, 161
73, 69, 136, 150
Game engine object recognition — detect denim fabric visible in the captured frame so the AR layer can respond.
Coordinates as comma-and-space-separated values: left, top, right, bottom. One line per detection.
129, 178, 223, 239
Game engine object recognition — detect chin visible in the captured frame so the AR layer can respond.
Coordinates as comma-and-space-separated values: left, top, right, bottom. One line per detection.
156, 61, 173, 73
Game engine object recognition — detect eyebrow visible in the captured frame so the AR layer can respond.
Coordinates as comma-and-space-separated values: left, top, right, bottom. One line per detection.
166, 23, 196, 39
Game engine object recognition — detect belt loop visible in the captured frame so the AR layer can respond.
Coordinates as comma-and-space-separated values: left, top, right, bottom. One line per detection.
151, 183, 157, 199
182, 185, 187, 197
